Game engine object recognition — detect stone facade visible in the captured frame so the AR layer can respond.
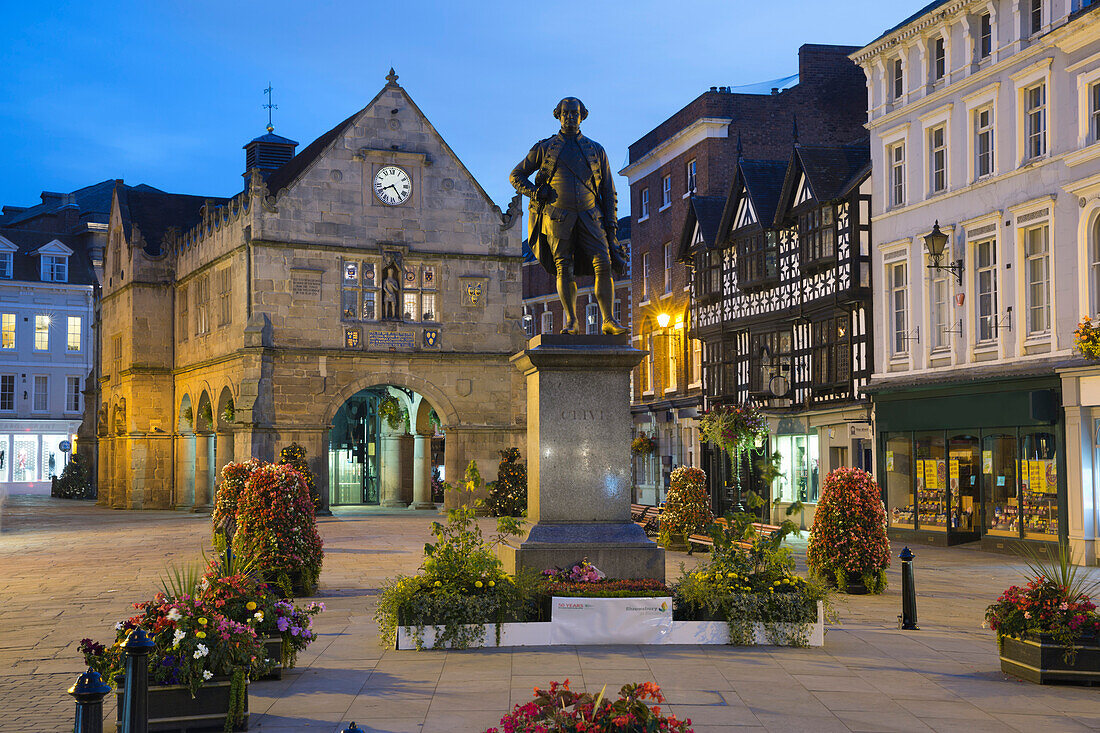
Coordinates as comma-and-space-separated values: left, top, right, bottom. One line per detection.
97, 76, 526, 510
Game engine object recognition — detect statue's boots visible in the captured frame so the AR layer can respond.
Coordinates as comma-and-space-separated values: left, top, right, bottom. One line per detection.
602, 319, 627, 336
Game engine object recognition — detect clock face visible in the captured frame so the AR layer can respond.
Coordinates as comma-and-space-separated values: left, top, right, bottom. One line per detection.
374, 165, 412, 206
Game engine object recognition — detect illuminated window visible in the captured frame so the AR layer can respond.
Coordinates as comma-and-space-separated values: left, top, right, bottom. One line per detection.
1, 313, 13, 349
67, 316, 81, 352
35, 315, 49, 351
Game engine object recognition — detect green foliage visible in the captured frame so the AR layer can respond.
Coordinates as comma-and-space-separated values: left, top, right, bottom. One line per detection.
52, 456, 94, 499
160, 558, 205, 599
486, 448, 528, 518
378, 396, 408, 432
375, 494, 531, 648
1018, 539, 1099, 606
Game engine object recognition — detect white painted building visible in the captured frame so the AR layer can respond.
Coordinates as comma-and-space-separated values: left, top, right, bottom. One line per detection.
0, 230, 95, 494
853, 0, 1100, 562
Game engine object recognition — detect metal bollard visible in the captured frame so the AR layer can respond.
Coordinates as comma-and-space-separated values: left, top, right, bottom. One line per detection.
120, 627, 155, 733
341, 724, 361, 733
70, 667, 112, 733
899, 546, 919, 630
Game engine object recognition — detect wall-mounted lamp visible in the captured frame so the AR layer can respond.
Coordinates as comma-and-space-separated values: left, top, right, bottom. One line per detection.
924, 221, 964, 286
657, 312, 671, 329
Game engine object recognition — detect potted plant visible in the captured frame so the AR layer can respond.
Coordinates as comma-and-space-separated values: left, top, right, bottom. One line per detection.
806, 467, 890, 594
1073, 316, 1100, 360
986, 542, 1100, 684
378, 396, 407, 432
487, 680, 692, 733
80, 585, 270, 732
375, 499, 533, 649
673, 515, 828, 646
630, 433, 656, 455
698, 404, 768, 505
233, 463, 324, 597
278, 442, 321, 510
659, 466, 713, 550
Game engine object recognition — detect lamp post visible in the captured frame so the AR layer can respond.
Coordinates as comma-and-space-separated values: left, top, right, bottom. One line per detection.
923, 221, 963, 286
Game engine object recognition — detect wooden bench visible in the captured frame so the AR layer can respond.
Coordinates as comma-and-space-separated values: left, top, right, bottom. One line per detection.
630, 503, 649, 522
687, 519, 782, 553
634, 506, 662, 535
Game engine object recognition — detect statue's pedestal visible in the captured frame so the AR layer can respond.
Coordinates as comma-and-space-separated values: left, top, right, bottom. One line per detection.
499, 335, 665, 580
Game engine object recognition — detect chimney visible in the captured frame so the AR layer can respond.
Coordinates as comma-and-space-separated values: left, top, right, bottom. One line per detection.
242, 126, 298, 181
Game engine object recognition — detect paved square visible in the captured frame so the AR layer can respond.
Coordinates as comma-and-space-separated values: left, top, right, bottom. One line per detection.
1, 495, 1098, 733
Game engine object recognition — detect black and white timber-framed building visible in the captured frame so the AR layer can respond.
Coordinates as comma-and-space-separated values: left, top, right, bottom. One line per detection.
683, 141, 874, 523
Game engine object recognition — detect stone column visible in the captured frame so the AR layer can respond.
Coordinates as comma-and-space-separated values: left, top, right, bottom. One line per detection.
499, 334, 664, 580
412, 432, 435, 509
193, 432, 213, 511
175, 432, 196, 509
380, 427, 407, 508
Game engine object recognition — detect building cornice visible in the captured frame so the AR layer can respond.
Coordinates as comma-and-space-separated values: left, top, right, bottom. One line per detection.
619, 118, 731, 182
851, 1, 975, 64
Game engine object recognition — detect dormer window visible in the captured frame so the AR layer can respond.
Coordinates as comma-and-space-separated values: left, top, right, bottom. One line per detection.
33, 240, 73, 283
0, 252, 11, 279
42, 255, 68, 282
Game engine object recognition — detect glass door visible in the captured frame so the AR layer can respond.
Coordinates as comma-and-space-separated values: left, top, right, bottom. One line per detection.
982, 431, 1018, 537
914, 432, 947, 531
948, 434, 979, 536
1019, 430, 1058, 541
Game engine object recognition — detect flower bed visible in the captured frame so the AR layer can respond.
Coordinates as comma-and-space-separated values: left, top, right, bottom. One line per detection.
487, 680, 692, 733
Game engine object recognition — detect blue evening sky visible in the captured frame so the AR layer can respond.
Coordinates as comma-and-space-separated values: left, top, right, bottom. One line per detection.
0, 1, 919, 217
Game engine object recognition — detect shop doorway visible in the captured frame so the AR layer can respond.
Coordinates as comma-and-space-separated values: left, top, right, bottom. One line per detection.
329, 388, 384, 505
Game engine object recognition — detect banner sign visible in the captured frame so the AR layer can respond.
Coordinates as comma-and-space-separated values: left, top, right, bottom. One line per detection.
549, 597, 673, 645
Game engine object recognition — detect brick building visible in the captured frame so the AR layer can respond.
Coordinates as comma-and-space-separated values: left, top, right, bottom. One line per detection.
521, 217, 631, 338
620, 44, 868, 505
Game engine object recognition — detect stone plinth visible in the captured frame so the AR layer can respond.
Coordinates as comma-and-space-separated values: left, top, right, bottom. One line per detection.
499, 334, 664, 580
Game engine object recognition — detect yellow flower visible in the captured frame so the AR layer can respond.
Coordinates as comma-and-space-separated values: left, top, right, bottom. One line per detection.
475, 581, 484, 588
434, 580, 442, 587
197, 617, 208, 625
727, 572, 735, 578
488, 580, 495, 587
246, 602, 257, 611
196, 631, 206, 639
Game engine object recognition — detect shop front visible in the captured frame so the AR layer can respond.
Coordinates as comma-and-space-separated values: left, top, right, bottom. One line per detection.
873, 376, 1064, 552
0, 419, 80, 495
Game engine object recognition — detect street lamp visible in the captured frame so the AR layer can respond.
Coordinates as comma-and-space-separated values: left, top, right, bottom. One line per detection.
657, 312, 671, 329
923, 221, 963, 285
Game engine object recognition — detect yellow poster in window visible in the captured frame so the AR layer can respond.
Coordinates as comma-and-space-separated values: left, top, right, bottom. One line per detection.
924, 460, 938, 490
983, 450, 993, 474
949, 458, 960, 490
1018, 459, 1028, 491
886, 451, 894, 472
1045, 460, 1057, 493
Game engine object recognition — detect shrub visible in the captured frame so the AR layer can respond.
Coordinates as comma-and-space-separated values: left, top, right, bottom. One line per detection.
213, 459, 262, 541
806, 467, 890, 593
660, 466, 712, 540
233, 464, 324, 595
486, 448, 527, 517
52, 456, 94, 500
278, 443, 320, 510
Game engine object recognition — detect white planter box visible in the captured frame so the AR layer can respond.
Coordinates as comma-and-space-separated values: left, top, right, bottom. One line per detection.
396, 600, 824, 649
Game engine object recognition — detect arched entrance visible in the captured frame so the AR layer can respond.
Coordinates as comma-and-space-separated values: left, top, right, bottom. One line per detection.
328, 385, 444, 508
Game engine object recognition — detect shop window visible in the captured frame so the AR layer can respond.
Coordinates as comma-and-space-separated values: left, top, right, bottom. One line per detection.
799, 206, 836, 267
915, 432, 947, 531
1020, 430, 1058, 540
984, 433, 1020, 536
736, 231, 779, 287
774, 434, 820, 504
949, 435, 980, 532
886, 434, 915, 528
13, 437, 36, 482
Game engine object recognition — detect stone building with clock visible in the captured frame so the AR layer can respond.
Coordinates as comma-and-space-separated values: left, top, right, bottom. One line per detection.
95, 71, 527, 511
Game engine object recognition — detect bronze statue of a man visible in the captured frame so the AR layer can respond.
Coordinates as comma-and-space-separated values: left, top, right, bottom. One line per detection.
510, 97, 627, 335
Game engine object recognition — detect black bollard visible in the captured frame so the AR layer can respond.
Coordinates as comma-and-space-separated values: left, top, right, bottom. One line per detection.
899, 546, 919, 630
70, 667, 112, 733
120, 627, 155, 733
341, 724, 361, 733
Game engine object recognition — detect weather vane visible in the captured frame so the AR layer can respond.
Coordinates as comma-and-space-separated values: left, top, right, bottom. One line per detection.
263, 83, 277, 133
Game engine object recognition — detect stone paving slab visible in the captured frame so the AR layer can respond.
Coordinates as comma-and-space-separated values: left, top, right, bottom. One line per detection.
2, 494, 1099, 733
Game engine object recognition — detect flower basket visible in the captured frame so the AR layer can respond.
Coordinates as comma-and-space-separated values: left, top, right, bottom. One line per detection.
114, 675, 247, 732
1074, 316, 1100, 361
631, 433, 656, 455
1000, 633, 1100, 685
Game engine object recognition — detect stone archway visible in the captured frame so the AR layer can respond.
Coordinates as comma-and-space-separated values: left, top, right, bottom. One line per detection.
175, 393, 196, 508
214, 386, 236, 481
194, 390, 215, 509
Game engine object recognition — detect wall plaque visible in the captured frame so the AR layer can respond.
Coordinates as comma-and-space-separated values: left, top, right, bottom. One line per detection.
460, 276, 488, 307
291, 270, 323, 300
366, 331, 414, 350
